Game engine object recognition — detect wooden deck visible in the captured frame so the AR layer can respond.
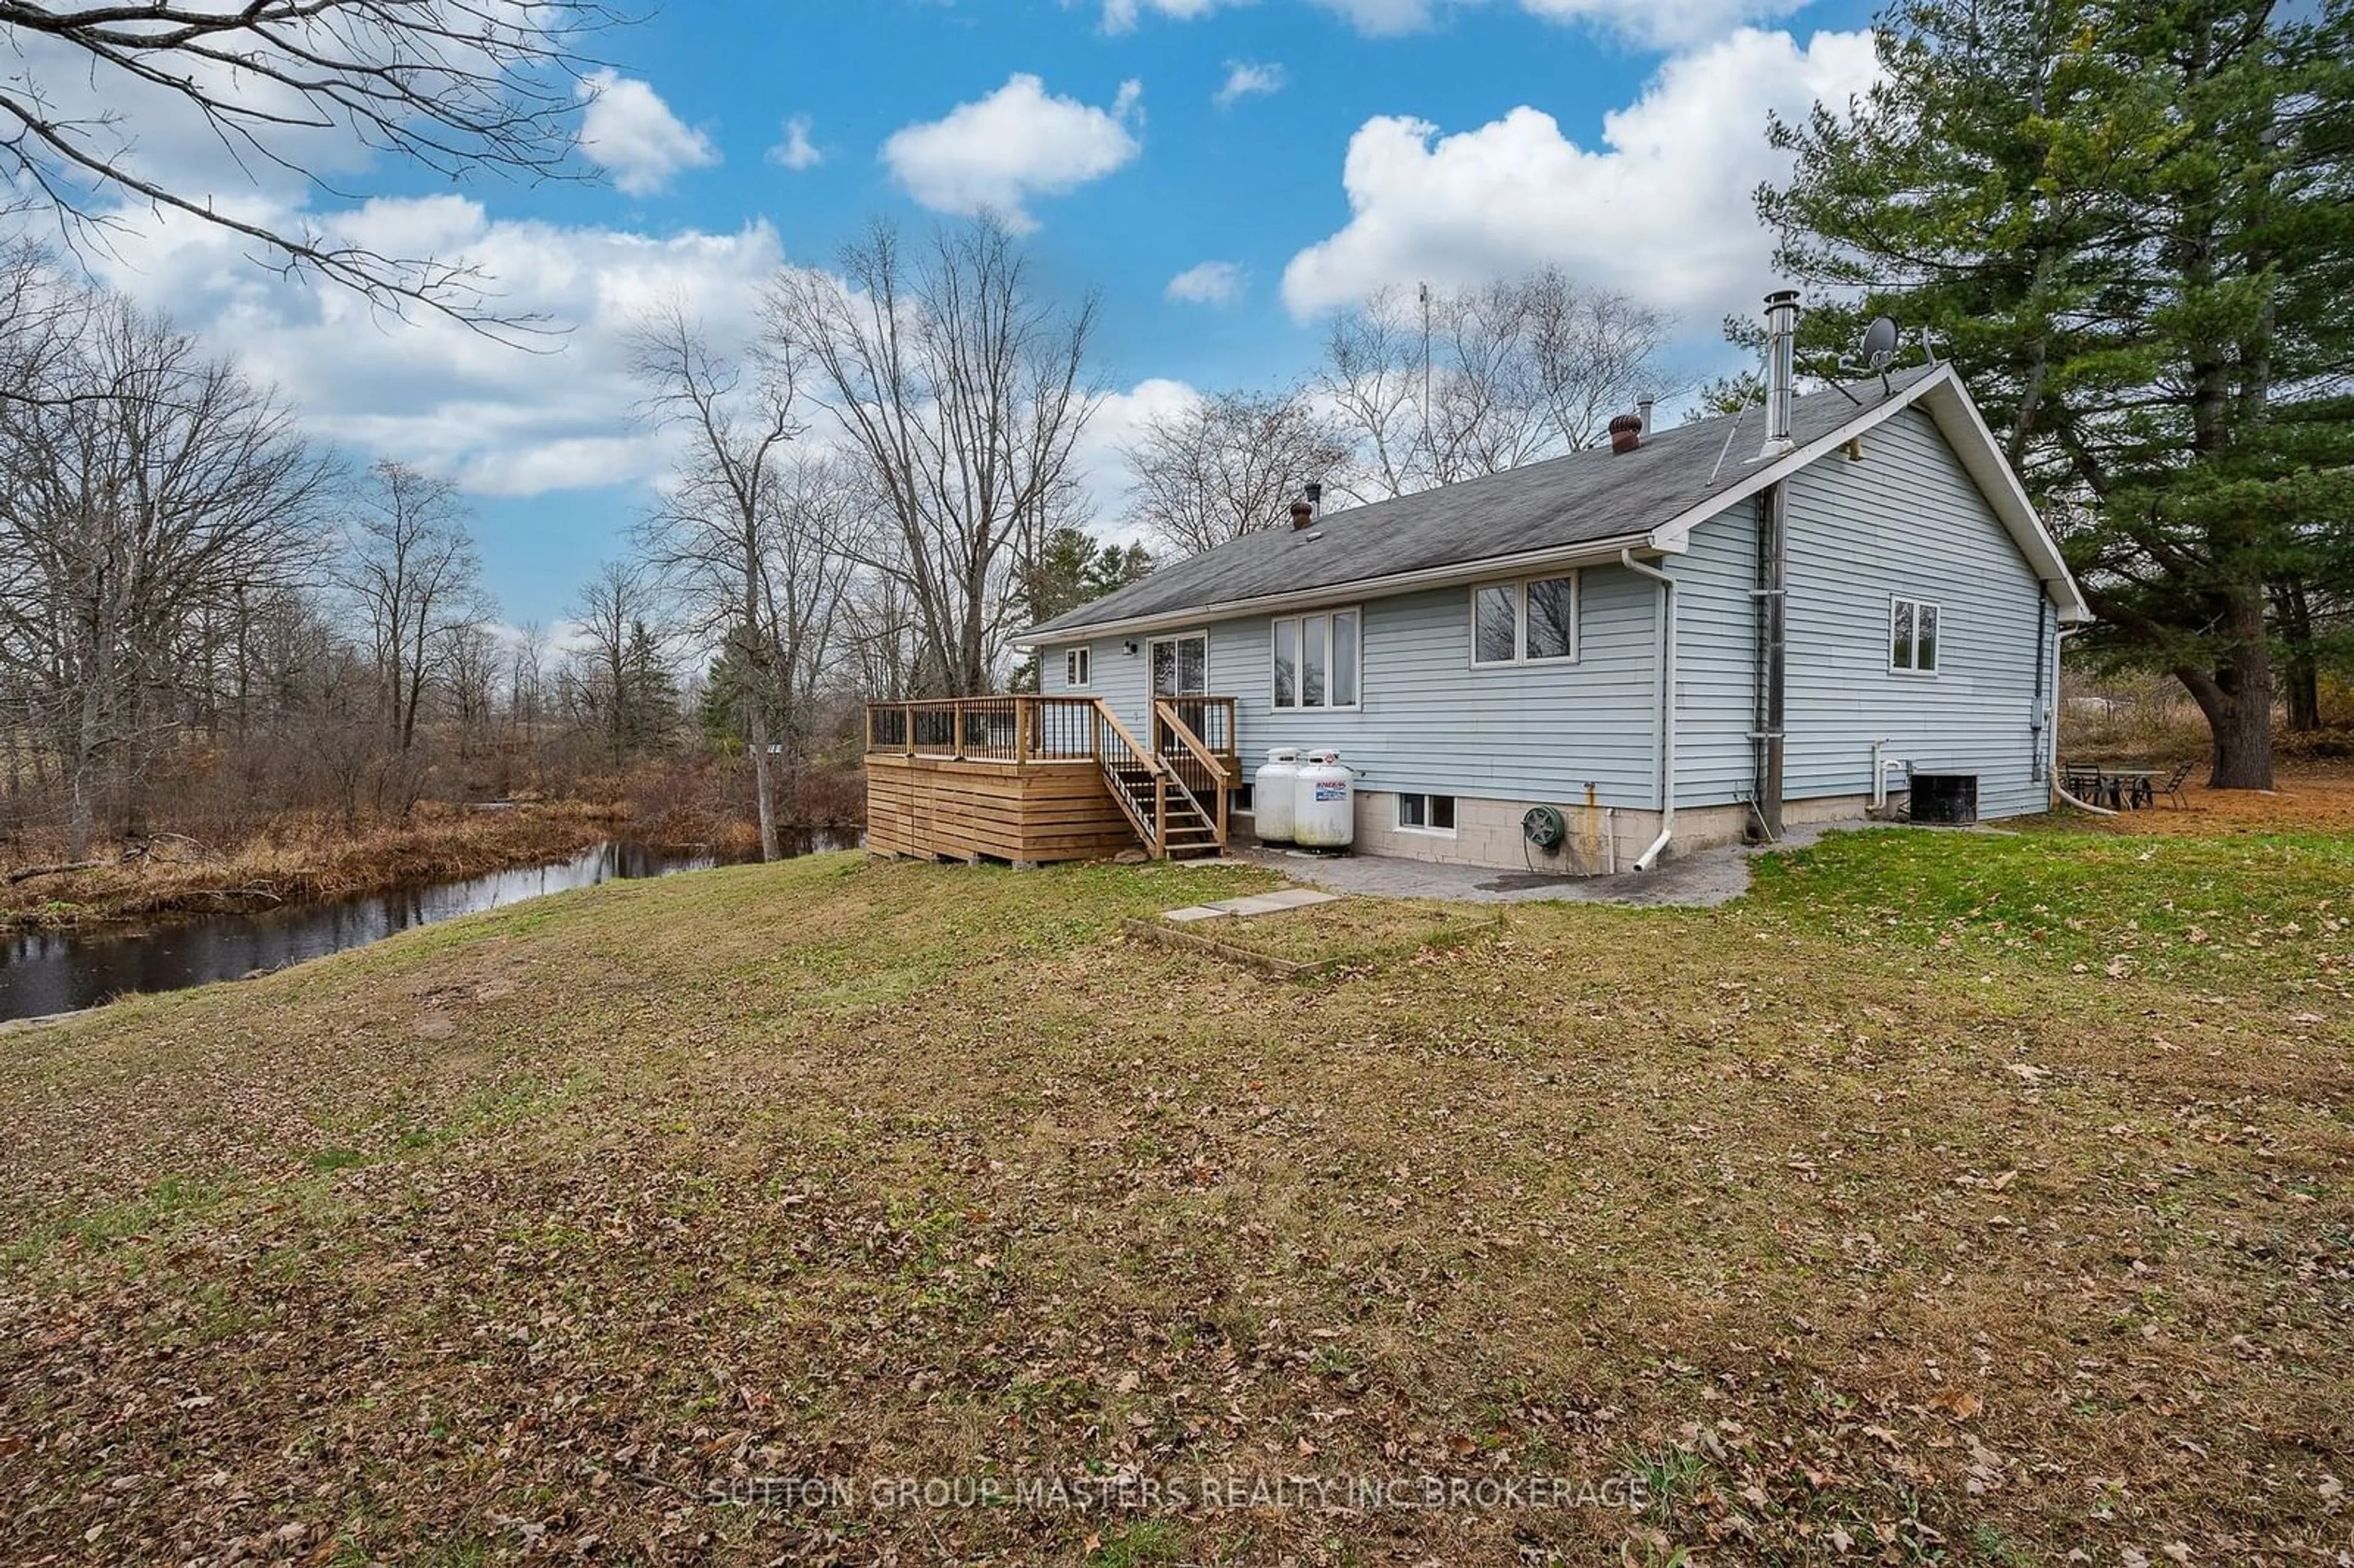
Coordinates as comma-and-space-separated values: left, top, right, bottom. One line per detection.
865, 754, 1137, 864
864, 695, 1238, 866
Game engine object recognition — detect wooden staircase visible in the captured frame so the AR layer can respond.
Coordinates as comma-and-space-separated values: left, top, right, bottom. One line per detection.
1102, 759, 1224, 859
1092, 699, 1233, 860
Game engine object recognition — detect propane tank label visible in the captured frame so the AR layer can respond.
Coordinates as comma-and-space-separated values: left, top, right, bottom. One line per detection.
1315, 785, 1346, 802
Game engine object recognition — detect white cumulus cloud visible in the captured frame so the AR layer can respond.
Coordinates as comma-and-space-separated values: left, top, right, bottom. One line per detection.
576, 69, 720, 197
1103, 0, 1233, 31
1281, 28, 1880, 327
1166, 261, 1245, 306
1213, 61, 1287, 108
767, 114, 823, 172
1309, 0, 1453, 35
86, 192, 788, 500
1518, 0, 1807, 47
1078, 378, 1203, 540
883, 75, 1144, 232
1305, 0, 1805, 48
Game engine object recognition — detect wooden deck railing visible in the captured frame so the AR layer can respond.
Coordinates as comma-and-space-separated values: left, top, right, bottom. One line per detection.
864, 695, 1241, 769
864, 695, 1103, 763
1158, 696, 1236, 760
866, 694, 1240, 861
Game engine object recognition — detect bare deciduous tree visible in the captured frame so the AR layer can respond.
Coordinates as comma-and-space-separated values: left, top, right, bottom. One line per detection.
764, 454, 866, 771
0, 284, 330, 853
1121, 386, 1356, 560
444, 620, 501, 759
505, 620, 552, 752
767, 216, 1100, 695
1520, 268, 1679, 452
567, 557, 670, 766
0, 1, 620, 328
628, 299, 800, 861
1319, 272, 1681, 500
335, 460, 490, 761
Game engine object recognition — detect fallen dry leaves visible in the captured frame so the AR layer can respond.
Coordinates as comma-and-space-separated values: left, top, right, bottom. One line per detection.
0, 843, 2347, 1566
2078, 764, 2354, 837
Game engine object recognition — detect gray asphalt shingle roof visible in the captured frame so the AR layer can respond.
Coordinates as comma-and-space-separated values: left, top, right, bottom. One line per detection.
1030, 367, 1938, 640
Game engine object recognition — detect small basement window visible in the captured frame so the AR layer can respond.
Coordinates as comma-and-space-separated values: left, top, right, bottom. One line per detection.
1890, 597, 1940, 674
1064, 647, 1092, 688
1396, 793, 1457, 835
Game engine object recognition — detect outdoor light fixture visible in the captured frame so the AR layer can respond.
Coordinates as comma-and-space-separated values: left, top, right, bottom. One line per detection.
1123, 640, 1139, 655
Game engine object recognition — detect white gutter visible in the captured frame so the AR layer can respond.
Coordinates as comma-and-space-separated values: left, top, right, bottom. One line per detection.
2049, 625, 2116, 816
1619, 549, 1677, 871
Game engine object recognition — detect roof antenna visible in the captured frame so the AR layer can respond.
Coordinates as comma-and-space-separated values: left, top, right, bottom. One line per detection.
1708, 400, 1748, 487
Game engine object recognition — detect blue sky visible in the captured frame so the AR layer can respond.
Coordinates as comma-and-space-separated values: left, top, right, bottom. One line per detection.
79, 0, 1887, 631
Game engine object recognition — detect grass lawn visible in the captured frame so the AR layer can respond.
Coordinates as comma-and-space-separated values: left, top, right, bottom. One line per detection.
1151, 899, 1503, 974
1, 827, 2349, 1565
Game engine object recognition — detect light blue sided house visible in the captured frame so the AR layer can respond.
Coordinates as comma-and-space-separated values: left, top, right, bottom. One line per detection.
1011, 318, 2090, 875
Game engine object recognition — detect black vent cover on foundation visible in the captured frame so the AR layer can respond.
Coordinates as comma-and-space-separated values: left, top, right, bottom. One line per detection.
1908, 773, 1977, 825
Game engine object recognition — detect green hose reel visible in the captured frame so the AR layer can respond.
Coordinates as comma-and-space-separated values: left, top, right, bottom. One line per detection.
1520, 804, 1566, 850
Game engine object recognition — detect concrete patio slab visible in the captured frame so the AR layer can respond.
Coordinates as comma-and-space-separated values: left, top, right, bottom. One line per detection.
1162, 905, 1232, 923
1227, 824, 1884, 908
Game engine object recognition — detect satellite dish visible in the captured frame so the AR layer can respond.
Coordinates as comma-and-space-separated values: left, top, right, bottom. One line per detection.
1860, 314, 1901, 371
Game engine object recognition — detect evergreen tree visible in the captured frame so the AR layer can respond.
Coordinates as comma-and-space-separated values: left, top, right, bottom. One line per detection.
1758, 0, 2354, 785
1025, 525, 1152, 625
619, 620, 679, 755
696, 657, 742, 753
1010, 527, 1153, 690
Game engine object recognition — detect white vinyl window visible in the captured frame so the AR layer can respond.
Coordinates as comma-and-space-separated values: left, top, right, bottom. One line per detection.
1396, 793, 1457, 835
1064, 647, 1092, 688
1890, 597, 1940, 674
1272, 608, 1360, 710
1471, 574, 1579, 666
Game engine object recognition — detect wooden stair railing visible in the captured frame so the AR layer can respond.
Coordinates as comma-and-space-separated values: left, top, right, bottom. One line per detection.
1089, 699, 1227, 859
1092, 701, 1168, 854
1152, 699, 1231, 858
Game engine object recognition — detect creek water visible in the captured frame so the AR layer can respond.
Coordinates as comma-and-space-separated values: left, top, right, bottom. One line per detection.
0, 832, 849, 1021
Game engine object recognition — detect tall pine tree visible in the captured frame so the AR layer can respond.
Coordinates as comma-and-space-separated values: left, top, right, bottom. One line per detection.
1759, 0, 2354, 786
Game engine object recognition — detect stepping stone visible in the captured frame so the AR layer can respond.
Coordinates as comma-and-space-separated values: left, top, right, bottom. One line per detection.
1209, 889, 1343, 918
1162, 905, 1232, 923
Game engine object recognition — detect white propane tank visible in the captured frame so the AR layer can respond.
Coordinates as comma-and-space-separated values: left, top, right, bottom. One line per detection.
1293, 750, 1355, 850
1253, 747, 1302, 845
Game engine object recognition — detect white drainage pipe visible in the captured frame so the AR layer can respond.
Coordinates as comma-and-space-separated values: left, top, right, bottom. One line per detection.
1620, 549, 1678, 872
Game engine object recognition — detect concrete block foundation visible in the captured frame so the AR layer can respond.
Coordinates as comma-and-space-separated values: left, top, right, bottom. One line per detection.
1236, 790, 1886, 875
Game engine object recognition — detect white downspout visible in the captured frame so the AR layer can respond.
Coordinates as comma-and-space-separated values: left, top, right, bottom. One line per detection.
2048, 624, 2116, 816
1621, 549, 1677, 871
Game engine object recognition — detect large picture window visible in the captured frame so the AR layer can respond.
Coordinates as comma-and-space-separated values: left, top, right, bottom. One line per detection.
1890, 596, 1940, 674
1471, 574, 1579, 666
1272, 609, 1360, 710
